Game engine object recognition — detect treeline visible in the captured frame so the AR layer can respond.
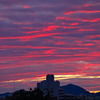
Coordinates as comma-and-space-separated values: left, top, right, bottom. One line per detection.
3, 88, 53, 100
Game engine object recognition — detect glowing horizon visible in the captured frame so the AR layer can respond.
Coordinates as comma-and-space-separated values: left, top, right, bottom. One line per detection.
0, 74, 100, 93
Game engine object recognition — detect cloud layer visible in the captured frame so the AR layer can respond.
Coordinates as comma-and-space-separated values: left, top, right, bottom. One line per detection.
0, 0, 100, 93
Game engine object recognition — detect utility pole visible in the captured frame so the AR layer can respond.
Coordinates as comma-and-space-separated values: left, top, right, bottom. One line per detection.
13, 81, 15, 92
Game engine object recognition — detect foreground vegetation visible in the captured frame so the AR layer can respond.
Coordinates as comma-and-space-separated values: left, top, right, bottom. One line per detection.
2, 88, 52, 100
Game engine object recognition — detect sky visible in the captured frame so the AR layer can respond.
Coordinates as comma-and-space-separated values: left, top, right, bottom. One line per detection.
0, 0, 100, 93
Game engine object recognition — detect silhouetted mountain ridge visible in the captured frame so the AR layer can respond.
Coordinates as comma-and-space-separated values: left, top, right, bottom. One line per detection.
0, 92, 11, 98
95, 92, 100, 96
60, 84, 90, 96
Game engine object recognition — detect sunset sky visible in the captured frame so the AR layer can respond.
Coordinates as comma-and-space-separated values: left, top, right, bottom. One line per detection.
0, 0, 100, 93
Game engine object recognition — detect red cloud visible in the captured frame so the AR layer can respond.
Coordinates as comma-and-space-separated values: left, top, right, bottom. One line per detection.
70, 23, 79, 25
23, 5, 31, 9
78, 29, 96, 32
82, 18, 100, 22
56, 17, 100, 23
43, 25, 60, 31
85, 35, 100, 39
44, 49, 56, 54
65, 10, 100, 15
0, 33, 60, 41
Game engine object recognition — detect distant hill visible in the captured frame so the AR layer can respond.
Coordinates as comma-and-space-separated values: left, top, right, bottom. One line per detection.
0, 92, 11, 98
60, 84, 90, 96
95, 92, 100, 96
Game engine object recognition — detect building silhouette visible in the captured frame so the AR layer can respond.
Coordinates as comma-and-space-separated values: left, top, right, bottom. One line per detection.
37, 74, 60, 100
37, 74, 81, 100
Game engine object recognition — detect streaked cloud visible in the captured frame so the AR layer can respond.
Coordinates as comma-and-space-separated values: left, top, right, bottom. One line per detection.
0, 0, 100, 93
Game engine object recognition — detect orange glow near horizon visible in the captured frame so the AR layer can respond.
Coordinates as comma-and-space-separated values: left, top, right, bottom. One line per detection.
1, 74, 100, 93
90, 91, 100, 93
1, 74, 100, 84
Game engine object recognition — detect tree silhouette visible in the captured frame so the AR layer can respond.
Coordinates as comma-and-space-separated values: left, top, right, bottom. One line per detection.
4, 88, 53, 100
